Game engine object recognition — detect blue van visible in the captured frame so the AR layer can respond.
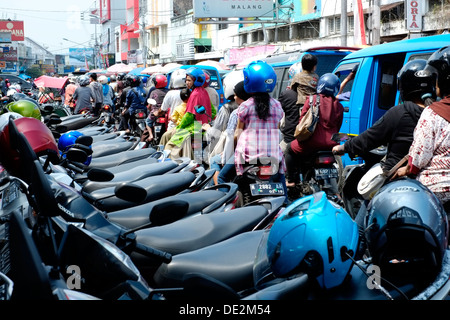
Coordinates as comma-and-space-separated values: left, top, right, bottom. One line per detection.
332, 33, 450, 165
166, 65, 226, 109
263, 46, 360, 99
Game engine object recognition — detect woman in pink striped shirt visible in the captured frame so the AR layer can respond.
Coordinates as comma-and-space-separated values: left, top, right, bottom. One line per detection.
234, 60, 287, 199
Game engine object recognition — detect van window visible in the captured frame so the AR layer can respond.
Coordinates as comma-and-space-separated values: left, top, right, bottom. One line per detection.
201, 68, 220, 90
335, 62, 359, 101
378, 57, 403, 110
271, 67, 289, 99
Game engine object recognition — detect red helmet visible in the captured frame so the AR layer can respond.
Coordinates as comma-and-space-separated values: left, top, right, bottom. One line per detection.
202, 70, 211, 88
153, 74, 168, 89
0, 114, 59, 176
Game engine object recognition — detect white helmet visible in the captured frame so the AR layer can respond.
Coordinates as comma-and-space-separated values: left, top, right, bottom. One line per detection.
170, 68, 187, 89
98, 75, 108, 84
223, 70, 244, 100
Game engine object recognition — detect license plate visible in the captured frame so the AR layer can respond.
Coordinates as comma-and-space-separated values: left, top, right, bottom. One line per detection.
314, 167, 339, 180
250, 183, 285, 196
155, 125, 162, 133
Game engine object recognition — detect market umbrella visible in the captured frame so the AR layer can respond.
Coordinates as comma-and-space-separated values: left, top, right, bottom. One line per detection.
196, 60, 230, 70
128, 67, 146, 75
161, 63, 183, 73
34, 75, 69, 89
107, 63, 136, 74
141, 64, 164, 75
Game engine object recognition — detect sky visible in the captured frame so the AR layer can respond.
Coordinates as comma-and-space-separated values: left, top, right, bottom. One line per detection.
1, 0, 97, 54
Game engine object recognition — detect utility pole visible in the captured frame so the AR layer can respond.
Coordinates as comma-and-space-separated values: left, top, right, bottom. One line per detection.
372, 0, 381, 45
341, 0, 347, 46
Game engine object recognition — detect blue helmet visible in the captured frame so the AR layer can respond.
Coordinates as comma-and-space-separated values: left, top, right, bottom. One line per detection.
254, 192, 359, 290
243, 60, 277, 93
365, 178, 448, 284
58, 130, 92, 165
186, 67, 206, 87
317, 73, 341, 97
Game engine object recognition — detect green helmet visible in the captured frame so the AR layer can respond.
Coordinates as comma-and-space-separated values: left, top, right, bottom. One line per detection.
6, 100, 42, 120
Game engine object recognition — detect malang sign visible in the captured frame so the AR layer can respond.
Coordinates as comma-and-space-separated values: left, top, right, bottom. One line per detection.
0, 21, 24, 41
193, 0, 274, 19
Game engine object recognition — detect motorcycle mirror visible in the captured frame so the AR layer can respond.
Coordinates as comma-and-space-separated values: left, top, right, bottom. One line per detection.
75, 135, 93, 147
45, 116, 62, 125
55, 125, 68, 133
194, 105, 206, 114
331, 132, 351, 143
87, 168, 114, 182
66, 148, 88, 163
41, 104, 54, 112
70, 143, 93, 156
114, 183, 147, 203
149, 200, 189, 226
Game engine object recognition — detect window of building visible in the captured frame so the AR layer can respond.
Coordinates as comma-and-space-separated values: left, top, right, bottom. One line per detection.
161, 25, 167, 45
327, 16, 341, 35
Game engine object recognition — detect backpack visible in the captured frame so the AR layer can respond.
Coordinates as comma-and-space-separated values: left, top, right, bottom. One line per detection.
294, 94, 320, 142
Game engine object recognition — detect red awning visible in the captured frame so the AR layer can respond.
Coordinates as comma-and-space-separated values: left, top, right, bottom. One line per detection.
34, 76, 69, 89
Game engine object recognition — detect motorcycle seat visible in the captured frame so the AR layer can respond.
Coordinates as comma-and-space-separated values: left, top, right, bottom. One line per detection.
57, 115, 100, 131
91, 132, 120, 143
81, 160, 178, 193
132, 205, 268, 258
88, 148, 156, 169
91, 138, 135, 157
153, 230, 264, 292
107, 189, 230, 229
83, 171, 196, 212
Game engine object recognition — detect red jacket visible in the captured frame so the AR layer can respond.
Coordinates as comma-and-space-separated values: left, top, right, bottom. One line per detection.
290, 94, 344, 154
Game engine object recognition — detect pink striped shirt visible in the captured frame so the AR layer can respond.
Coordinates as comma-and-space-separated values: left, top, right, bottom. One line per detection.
234, 97, 285, 175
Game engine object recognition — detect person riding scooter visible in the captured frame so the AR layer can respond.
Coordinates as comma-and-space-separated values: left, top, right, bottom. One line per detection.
332, 58, 437, 226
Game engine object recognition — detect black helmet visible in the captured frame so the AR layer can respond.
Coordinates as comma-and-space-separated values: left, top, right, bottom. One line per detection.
117, 72, 127, 81
425, 46, 450, 97
397, 59, 437, 102
128, 75, 141, 87
365, 178, 448, 288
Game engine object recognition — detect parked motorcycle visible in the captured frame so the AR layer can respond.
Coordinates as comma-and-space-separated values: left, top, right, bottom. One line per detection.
331, 132, 387, 219
232, 156, 286, 207
287, 150, 341, 204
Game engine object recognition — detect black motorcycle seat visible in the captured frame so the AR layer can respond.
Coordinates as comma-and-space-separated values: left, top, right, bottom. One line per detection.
91, 132, 119, 143
88, 148, 156, 169
132, 205, 268, 257
91, 138, 135, 158
73, 157, 158, 184
84, 171, 196, 211
81, 160, 178, 193
153, 230, 264, 292
58, 116, 100, 131
104, 157, 158, 174
107, 189, 229, 229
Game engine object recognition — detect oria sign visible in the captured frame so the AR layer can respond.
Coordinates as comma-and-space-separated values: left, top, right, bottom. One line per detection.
193, 0, 274, 19
405, 0, 424, 31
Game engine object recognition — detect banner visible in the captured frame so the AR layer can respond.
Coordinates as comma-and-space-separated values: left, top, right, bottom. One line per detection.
0, 46, 18, 61
0, 20, 24, 41
193, 0, 274, 19
353, 0, 367, 46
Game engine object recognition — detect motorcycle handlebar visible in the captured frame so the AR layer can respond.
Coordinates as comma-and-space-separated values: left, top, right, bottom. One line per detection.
134, 242, 172, 264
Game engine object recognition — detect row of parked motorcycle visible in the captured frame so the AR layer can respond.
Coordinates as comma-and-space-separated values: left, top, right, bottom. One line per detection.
0, 91, 450, 301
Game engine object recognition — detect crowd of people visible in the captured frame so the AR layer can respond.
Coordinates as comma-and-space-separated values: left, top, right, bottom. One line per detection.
2, 44, 449, 211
